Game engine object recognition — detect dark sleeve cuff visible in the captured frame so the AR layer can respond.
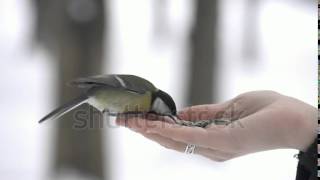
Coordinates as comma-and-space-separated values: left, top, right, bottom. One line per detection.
295, 139, 317, 180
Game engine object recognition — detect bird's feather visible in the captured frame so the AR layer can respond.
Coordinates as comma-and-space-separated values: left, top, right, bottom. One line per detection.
69, 74, 157, 94
38, 94, 88, 123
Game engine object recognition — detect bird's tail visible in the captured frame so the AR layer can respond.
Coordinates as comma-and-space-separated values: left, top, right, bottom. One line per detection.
38, 94, 89, 123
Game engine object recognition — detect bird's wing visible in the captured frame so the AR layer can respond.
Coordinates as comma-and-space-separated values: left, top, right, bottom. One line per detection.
69, 74, 157, 94
38, 94, 88, 123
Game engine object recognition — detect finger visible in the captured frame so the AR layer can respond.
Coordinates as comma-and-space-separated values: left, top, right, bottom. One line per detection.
144, 120, 233, 150
116, 117, 157, 133
196, 147, 223, 161
116, 114, 145, 126
142, 114, 177, 124
178, 102, 230, 121
116, 116, 131, 127
141, 132, 234, 161
116, 113, 175, 126
145, 120, 208, 145
194, 146, 234, 162
118, 118, 236, 151
141, 132, 186, 152
116, 114, 175, 129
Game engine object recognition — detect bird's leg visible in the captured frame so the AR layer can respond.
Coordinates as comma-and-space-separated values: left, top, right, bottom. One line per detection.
166, 114, 183, 124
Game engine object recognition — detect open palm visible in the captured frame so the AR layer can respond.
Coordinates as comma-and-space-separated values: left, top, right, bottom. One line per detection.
116, 91, 317, 161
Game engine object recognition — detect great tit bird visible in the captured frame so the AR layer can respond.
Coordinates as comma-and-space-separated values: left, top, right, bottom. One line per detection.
39, 74, 230, 127
39, 74, 177, 123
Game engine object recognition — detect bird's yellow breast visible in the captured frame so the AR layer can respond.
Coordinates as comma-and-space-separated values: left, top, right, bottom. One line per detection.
87, 89, 152, 114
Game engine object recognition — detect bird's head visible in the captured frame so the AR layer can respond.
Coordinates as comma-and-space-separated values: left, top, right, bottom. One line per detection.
151, 89, 177, 116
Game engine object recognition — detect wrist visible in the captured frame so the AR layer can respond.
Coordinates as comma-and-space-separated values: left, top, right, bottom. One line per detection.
293, 105, 317, 152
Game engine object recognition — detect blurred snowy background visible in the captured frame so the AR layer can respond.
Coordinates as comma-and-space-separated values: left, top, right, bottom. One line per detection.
0, 0, 316, 180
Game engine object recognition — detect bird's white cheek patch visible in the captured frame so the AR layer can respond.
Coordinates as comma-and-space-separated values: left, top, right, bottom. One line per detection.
152, 98, 171, 114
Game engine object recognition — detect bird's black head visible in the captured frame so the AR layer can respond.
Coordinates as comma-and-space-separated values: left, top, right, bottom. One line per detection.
151, 89, 177, 116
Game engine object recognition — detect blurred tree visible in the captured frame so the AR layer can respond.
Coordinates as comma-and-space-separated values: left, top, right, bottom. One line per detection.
242, 0, 260, 62
188, 0, 218, 105
34, 0, 107, 179
152, 0, 169, 41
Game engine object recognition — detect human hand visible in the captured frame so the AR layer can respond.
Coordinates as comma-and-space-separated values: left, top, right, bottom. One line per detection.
116, 91, 317, 162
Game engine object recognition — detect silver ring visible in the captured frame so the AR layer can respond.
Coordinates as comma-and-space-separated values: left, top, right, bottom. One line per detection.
184, 144, 196, 154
